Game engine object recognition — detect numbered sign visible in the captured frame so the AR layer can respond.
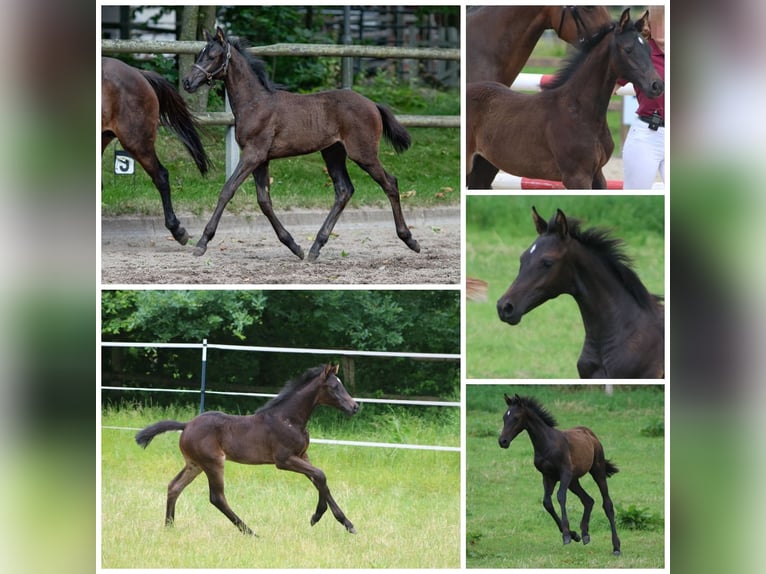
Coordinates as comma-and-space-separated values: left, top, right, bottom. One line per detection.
114, 150, 135, 175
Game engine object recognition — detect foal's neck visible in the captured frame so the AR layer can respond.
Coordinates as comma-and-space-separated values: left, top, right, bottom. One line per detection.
569, 244, 645, 338
525, 415, 562, 452
223, 48, 272, 114
566, 32, 618, 118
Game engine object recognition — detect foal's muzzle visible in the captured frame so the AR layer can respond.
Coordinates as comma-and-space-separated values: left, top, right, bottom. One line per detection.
497, 298, 521, 325
498, 437, 510, 449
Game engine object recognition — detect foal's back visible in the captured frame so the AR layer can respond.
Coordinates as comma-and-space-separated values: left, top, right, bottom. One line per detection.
262, 89, 382, 160
563, 426, 603, 476
178, 410, 283, 466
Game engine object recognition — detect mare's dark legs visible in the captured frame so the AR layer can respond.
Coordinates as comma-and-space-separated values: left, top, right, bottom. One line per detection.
253, 163, 304, 259
592, 471, 621, 555
542, 474, 581, 545
568, 478, 595, 545
276, 453, 356, 534
204, 459, 256, 536
307, 143, 355, 261
111, 138, 189, 245
353, 159, 420, 255
467, 155, 499, 189
194, 152, 261, 257
165, 462, 202, 526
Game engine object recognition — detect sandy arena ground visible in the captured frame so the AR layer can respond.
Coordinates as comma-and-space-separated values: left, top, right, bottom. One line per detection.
101, 206, 460, 285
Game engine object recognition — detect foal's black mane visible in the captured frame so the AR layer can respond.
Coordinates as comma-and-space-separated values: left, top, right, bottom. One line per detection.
229, 38, 277, 93
542, 22, 616, 90
515, 395, 558, 427
256, 365, 326, 412
555, 216, 660, 311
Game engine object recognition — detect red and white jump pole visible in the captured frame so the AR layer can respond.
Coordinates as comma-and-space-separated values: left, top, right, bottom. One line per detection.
510, 74, 637, 96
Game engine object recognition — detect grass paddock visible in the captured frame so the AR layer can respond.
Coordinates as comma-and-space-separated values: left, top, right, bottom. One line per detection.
100, 407, 460, 569
466, 384, 665, 569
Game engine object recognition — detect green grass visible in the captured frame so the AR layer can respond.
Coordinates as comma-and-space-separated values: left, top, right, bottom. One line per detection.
466, 384, 665, 569
100, 404, 460, 568
102, 125, 459, 217
466, 195, 665, 379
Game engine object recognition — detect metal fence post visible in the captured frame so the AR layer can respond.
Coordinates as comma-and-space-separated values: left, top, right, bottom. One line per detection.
199, 338, 208, 413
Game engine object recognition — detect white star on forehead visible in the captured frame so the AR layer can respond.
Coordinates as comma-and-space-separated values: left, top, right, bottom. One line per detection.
530, 243, 537, 254
638, 36, 645, 45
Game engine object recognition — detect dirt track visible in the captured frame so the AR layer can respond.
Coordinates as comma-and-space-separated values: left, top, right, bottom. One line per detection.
101, 206, 460, 285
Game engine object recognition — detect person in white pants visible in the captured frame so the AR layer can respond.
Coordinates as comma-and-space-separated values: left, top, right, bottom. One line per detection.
622, 7, 665, 189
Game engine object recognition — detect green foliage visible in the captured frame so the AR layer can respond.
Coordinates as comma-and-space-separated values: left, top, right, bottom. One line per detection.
220, 6, 337, 90
617, 504, 663, 531
102, 290, 460, 402
102, 290, 266, 341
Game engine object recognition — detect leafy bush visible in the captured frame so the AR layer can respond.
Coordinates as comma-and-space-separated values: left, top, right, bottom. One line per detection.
617, 503, 663, 530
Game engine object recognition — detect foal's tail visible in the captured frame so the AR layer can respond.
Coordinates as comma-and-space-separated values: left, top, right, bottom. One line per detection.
135, 420, 187, 449
376, 104, 412, 154
605, 459, 620, 478
141, 70, 211, 175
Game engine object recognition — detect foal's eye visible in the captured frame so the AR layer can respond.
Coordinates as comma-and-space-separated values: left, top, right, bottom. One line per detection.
541, 259, 554, 268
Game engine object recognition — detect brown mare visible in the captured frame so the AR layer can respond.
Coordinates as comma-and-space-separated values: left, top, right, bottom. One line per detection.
135, 364, 359, 535
101, 57, 210, 244
496, 207, 665, 378
499, 393, 621, 555
466, 6, 612, 84
466, 9, 664, 189
182, 27, 420, 261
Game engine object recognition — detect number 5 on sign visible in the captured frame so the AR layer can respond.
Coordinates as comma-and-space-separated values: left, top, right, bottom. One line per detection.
114, 150, 135, 175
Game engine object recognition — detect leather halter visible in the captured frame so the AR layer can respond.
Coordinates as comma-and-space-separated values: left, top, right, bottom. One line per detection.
558, 6, 595, 45
193, 42, 232, 85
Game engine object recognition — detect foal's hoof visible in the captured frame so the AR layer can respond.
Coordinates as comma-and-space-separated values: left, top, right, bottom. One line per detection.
406, 238, 421, 253
570, 531, 581, 542
582, 535, 591, 545
613, 550, 622, 556
193, 244, 207, 257
347, 525, 357, 534
563, 535, 572, 545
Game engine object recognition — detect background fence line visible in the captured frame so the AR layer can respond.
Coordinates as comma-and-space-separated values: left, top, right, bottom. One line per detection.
101, 425, 461, 453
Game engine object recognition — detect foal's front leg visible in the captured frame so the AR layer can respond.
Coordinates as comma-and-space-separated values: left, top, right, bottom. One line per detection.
542, 475, 581, 545
194, 155, 258, 256
253, 163, 304, 259
276, 454, 356, 533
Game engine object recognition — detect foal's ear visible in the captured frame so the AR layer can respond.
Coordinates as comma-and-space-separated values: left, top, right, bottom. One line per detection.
532, 206, 547, 235
554, 209, 569, 239
504, 393, 513, 405
203, 29, 212, 42
634, 11, 650, 36
215, 26, 227, 44
619, 8, 631, 31
323, 363, 339, 377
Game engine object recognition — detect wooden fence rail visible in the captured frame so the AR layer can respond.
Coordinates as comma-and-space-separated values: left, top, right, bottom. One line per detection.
101, 39, 460, 60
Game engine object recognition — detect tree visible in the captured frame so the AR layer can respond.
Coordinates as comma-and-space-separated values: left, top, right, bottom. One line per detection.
178, 5, 217, 111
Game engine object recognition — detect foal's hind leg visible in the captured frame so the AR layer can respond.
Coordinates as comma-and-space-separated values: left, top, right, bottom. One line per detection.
306, 143, 355, 261
568, 478, 595, 545
592, 472, 621, 555
353, 158, 420, 254
165, 461, 202, 526
253, 162, 305, 260
204, 460, 256, 536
